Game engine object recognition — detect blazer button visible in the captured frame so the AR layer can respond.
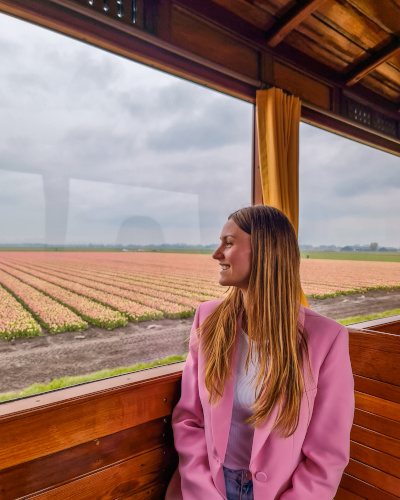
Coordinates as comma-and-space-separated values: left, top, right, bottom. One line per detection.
255, 472, 267, 482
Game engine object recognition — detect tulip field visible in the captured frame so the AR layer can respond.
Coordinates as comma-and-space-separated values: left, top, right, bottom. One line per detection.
1, 251, 400, 340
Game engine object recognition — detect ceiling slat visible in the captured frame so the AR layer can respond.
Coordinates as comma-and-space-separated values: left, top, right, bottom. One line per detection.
346, 40, 400, 86
266, 0, 329, 47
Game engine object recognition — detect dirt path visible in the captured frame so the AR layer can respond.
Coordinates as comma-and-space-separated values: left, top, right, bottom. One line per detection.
2, 289, 399, 394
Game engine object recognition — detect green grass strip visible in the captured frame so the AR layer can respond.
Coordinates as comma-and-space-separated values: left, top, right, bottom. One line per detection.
0, 354, 188, 403
337, 308, 400, 326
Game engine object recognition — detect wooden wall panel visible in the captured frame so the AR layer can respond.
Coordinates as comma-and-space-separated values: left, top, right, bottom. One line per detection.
345, 458, 400, 497
32, 446, 173, 500
274, 61, 332, 109
0, 378, 180, 470
170, 4, 260, 80
340, 472, 400, 500
0, 417, 172, 500
353, 408, 400, 442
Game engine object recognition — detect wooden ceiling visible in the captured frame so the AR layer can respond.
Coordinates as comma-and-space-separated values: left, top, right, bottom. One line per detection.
208, 0, 400, 105
0, 0, 399, 154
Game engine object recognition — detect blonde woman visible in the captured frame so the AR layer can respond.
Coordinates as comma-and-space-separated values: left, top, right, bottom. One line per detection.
166, 205, 355, 500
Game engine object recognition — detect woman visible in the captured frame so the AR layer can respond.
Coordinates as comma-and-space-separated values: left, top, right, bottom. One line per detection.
166, 205, 355, 500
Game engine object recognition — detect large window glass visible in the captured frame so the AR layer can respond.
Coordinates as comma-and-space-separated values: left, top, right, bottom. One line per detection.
0, 13, 252, 402
299, 123, 400, 325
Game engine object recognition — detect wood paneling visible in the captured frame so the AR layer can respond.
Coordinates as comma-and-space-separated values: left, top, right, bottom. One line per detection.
354, 375, 400, 405
336, 487, 367, 500
350, 440, 400, 478
341, 472, 400, 500
354, 408, 400, 441
284, 29, 350, 72
315, 0, 391, 51
351, 424, 400, 459
266, 0, 329, 47
201, 0, 276, 31
32, 446, 173, 500
355, 392, 400, 422
0, 378, 180, 470
274, 62, 332, 109
170, 5, 259, 80
345, 457, 400, 497
0, 417, 172, 500
351, 347, 400, 386
345, 0, 400, 35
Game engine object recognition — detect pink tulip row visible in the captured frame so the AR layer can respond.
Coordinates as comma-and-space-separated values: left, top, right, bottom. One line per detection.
7, 262, 191, 318
15, 260, 219, 306
1, 262, 166, 321
0, 284, 41, 339
22, 259, 223, 297
0, 269, 88, 334
0, 264, 128, 329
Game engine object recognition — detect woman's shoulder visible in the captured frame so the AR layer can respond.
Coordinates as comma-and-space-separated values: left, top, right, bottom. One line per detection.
301, 304, 348, 357
196, 299, 224, 322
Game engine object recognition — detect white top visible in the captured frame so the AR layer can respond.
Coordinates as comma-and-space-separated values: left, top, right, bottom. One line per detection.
223, 330, 260, 470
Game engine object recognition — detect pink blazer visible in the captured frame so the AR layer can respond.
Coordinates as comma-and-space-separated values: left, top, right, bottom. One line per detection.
165, 299, 355, 500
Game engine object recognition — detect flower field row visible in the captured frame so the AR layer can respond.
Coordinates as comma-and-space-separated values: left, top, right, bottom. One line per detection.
0, 269, 87, 334
2, 251, 400, 339
0, 264, 128, 330
12, 259, 220, 305
21, 259, 223, 297
3, 262, 190, 318
0, 284, 41, 339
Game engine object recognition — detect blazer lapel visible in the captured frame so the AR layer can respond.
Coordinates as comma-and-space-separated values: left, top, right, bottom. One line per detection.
210, 309, 242, 463
250, 401, 281, 468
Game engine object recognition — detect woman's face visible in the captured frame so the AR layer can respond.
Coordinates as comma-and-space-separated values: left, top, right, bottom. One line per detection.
212, 219, 252, 292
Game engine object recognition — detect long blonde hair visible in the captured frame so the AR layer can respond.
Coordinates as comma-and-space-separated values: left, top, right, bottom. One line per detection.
199, 205, 314, 438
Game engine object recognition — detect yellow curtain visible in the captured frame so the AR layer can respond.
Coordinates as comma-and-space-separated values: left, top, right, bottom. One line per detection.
256, 88, 309, 308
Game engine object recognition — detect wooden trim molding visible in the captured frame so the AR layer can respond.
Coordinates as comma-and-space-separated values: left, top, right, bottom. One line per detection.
266, 0, 329, 48
0, 362, 184, 420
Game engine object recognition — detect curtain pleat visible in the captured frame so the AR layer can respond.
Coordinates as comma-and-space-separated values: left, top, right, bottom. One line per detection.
256, 88, 309, 308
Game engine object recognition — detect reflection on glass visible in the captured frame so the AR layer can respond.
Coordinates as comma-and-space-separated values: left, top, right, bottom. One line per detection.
0, 13, 252, 402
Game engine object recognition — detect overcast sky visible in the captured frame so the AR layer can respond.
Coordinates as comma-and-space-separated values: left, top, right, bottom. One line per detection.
0, 12, 399, 248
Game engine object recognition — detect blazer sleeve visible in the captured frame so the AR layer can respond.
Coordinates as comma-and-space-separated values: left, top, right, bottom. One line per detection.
168, 303, 223, 500
279, 326, 355, 500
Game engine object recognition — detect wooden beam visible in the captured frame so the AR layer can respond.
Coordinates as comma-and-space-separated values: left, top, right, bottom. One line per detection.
346, 40, 400, 87
266, 0, 328, 48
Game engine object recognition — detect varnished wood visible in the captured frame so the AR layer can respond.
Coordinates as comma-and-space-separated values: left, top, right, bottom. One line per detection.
355, 392, 400, 423
354, 408, 400, 441
336, 486, 367, 500
346, 40, 400, 86
341, 472, 399, 500
354, 375, 400, 405
266, 0, 329, 48
351, 346, 400, 386
170, 4, 260, 80
274, 61, 332, 109
32, 446, 175, 500
0, 417, 173, 500
352, 315, 400, 332
351, 424, 400, 460
345, 457, 400, 497
350, 440, 400, 479
0, 376, 181, 470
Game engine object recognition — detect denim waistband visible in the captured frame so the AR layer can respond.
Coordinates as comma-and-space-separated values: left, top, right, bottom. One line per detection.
223, 466, 252, 484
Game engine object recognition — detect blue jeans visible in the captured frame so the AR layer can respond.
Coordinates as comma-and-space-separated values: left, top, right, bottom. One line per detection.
223, 466, 254, 500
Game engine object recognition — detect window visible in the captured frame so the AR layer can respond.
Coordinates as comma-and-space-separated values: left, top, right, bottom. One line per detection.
299, 123, 400, 324
0, 13, 252, 402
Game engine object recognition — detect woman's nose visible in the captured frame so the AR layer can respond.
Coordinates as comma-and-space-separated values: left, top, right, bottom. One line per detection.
212, 247, 222, 260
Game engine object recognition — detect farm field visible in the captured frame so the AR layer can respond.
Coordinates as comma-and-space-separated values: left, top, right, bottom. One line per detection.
1, 251, 400, 339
